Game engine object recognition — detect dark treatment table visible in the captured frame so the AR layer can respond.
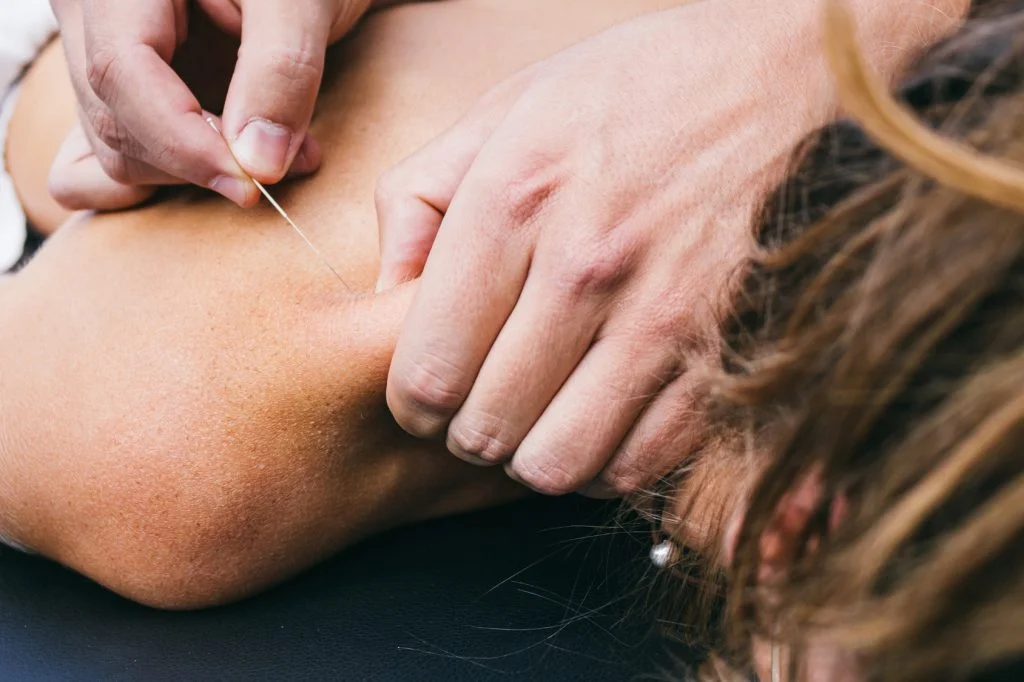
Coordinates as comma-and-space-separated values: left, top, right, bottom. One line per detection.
0, 495, 685, 681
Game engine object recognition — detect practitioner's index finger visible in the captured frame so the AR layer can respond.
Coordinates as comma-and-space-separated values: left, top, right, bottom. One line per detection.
82, 0, 250, 199
108, 46, 250, 199
83, 0, 185, 65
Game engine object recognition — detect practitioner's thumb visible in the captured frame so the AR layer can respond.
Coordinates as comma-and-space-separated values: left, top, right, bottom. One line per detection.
222, 0, 331, 183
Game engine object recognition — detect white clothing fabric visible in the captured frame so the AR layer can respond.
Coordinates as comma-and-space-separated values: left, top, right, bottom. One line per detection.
0, 0, 59, 272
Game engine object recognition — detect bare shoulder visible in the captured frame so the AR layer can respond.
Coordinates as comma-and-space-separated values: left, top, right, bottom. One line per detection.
1, 230, 520, 608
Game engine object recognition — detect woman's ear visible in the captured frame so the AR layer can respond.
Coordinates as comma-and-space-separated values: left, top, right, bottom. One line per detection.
725, 467, 849, 581
758, 471, 822, 582
730, 470, 858, 682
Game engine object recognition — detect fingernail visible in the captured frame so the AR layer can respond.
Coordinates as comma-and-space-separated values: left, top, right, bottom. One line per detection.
210, 175, 252, 206
232, 119, 293, 180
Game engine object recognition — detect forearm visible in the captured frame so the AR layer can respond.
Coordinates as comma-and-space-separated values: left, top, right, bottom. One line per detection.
693, 0, 973, 98
653, 0, 973, 164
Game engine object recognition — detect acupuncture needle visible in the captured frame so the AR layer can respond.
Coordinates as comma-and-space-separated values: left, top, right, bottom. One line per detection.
205, 117, 349, 289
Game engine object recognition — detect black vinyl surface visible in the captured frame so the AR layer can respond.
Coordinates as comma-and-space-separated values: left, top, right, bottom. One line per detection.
0, 496, 682, 681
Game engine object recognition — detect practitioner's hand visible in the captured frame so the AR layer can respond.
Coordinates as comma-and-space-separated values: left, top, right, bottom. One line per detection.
47, 0, 397, 210
377, 0, 969, 497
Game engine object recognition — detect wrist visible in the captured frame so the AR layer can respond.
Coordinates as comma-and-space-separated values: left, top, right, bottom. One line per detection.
704, 0, 972, 128
839, 0, 971, 80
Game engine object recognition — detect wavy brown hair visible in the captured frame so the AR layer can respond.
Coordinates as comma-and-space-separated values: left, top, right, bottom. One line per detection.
691, 1, 1024, 680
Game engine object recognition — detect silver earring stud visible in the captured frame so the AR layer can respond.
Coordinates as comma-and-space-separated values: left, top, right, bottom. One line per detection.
649, 539, 680, 568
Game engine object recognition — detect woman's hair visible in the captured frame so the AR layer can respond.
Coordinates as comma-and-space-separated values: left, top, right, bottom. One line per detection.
687, 1, 1024, 680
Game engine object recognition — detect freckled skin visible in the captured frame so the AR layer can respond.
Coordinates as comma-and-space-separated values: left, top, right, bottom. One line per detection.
0, 0, 684, 609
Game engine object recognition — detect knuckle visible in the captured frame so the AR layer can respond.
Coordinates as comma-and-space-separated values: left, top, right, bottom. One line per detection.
555, 241, 633, 301
394, 353, 468, 417
512, 458, 580, 497
645, 307, 687, 343
497, 159, 564, 228
447, 416, 517, 464
649, 287, 709, 341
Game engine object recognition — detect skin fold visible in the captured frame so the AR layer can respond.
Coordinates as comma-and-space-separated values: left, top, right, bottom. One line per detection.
0, 0, 684, 609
